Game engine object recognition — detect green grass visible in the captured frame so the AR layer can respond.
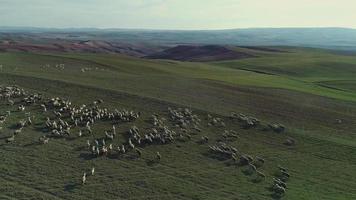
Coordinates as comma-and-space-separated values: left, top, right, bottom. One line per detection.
1, 48, 356, 200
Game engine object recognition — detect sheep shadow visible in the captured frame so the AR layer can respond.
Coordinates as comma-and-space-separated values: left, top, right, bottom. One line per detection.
64, 182, 79, 192
271, 193, 283, 200
23, 141, 40, 147
65, 137, 78, 142
73, 146, 87, 151
79, 153, 96, 160
146, 159, 159, 166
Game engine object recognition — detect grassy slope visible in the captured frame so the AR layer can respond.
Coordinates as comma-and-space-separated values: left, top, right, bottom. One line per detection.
0, 49, 356, 200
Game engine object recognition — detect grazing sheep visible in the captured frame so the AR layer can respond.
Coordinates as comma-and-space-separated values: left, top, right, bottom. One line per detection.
156, 152, 161, 161
200, 136, 209, 144
273, 184, 286, 195
87, 140, 91, 149
278, 165, 288, 172
281, 171, 290, 178
82, 173, 87, 185
40, 104, 47, 112
248, 163, 257, 172
112, 125, 116, 136
136, 148, 142, 157
268, 123, 285, 133
91, 167, 95, 176
256, 170, 266, 179
78, 130, 83, 137
6, 135, 15, 143
96, 147, 100, 156
284, 138, 296, 146
274, 178, 287, 189
193, 126, 201, 132
105, 131, 114, 140
8, 99, 14, 106
128, 138, 135, 149
239, 155, 250, 166
39, 136, 49, 144
18, 105, 25, 111
14, 128, 23, 135
27, 116, 32, 125
121, 145, 126, 154
255, 156, 265, 164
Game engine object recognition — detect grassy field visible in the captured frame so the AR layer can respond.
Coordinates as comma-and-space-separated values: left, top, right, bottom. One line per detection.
0, 47, 356, 200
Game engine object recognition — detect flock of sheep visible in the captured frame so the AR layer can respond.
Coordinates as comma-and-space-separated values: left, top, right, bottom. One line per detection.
0, 85, 292, 198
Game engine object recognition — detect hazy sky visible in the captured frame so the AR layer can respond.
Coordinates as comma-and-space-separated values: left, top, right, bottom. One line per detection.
0, 0, 355, 29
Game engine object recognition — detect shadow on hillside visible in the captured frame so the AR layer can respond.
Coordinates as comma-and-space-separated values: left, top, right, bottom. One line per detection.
64, 182, 79, 192
23, 141, 40, 147
79, 152, 96, 160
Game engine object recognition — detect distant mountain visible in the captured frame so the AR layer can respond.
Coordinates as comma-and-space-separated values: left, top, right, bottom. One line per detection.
1, 27, 356, 51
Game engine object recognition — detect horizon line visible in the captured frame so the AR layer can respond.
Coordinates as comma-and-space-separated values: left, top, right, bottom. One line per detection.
0, 26, 355, 32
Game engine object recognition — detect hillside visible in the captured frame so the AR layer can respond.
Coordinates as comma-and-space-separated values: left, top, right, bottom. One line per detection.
146, 45, 255, 61
0, 48, 356, 199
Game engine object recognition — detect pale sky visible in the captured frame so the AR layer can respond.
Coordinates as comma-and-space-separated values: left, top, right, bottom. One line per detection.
0, 0, 355, 30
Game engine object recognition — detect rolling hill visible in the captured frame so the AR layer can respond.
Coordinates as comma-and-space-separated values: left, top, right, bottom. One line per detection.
0, 46, 356, 200
146, 45, 255, 62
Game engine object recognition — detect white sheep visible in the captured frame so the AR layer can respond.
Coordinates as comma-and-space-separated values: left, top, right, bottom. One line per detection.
82, 173, 87, 185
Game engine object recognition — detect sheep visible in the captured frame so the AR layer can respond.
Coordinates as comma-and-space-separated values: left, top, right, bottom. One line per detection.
193, 125, 201, 132
14, 128, 23, 135
40, 104, 47, 112
281, 171, 290, 178
18, 105, 25, 111
239, 155, 250, 166
278, 165, 288, 172
273, 184, 286, 195
43, 137, 49, 144
101, 146, 108, 156
27, 116, 32, 125
112, 125, 116, 136
255, 156, 265, 164
136, 148, 142, 157
256, 170, 266, 179
105, 131, 114, 140
0, 116, 6, 124
284, 138, 296, 146
6, 135, 15, 143
86, 125, 92, 134
156, 152, 161, 161
128, 138, 135, 149
91, 167, 95, 176
78, 130, 83, 137
87, 140, 91, 149
121, 145, 126, 154
200, 136, 209, 144
96, 147, 100, 156
274, 178, 287, 189
82, 173, 87, 185
248, 163, 257, 172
